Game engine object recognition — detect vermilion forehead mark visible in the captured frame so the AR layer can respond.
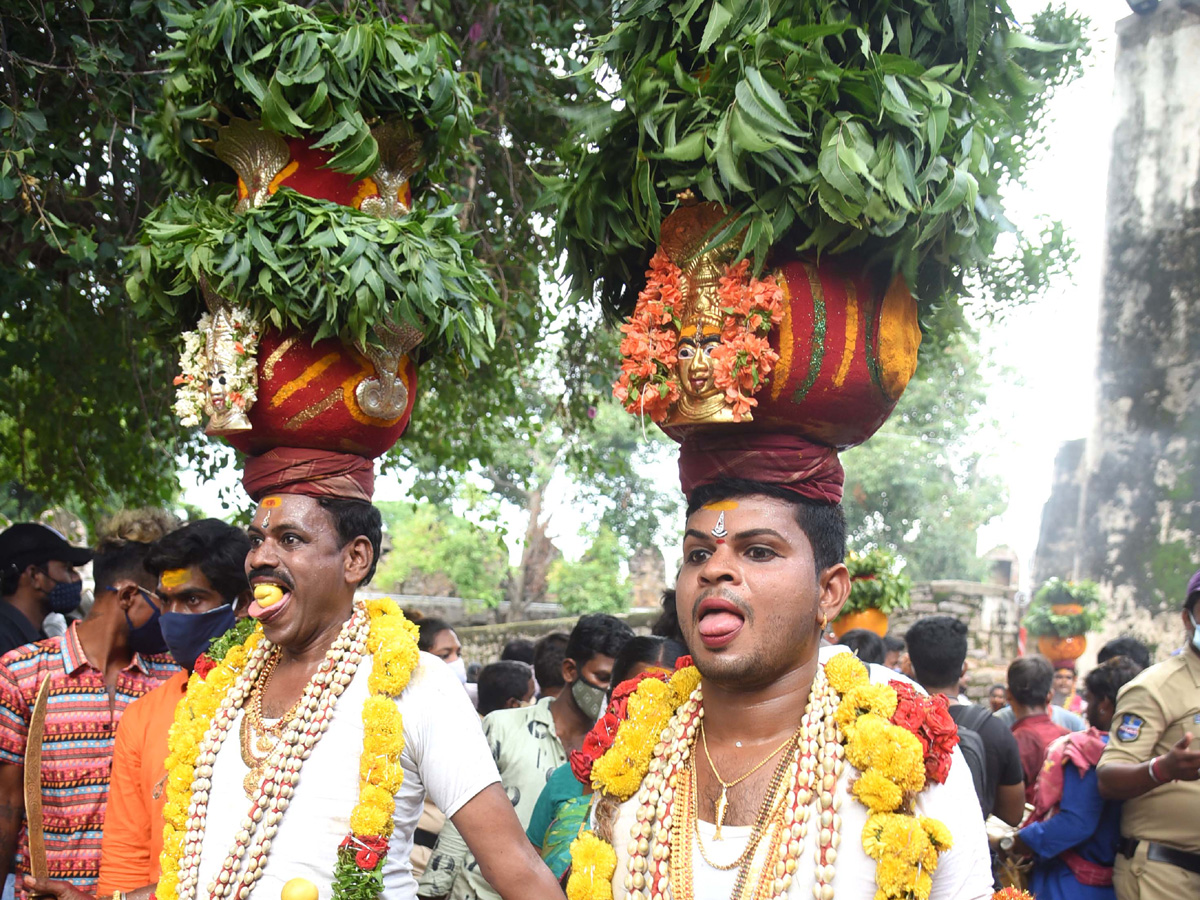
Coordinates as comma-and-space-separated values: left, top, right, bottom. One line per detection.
260, 496, 283, 509
701, 500, 739, 511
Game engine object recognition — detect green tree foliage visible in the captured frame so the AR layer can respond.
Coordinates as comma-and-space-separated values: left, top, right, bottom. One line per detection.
840, 335, 1006, 581
551, 0, 1089, 328
373, 501, 509, 604
0, 0, 188, 528
547, 526, 631, 614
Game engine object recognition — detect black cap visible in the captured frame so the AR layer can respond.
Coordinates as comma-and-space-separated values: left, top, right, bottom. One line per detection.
0, 523, 93, 572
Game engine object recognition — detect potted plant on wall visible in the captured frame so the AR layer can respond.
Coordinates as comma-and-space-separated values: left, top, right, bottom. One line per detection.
1022, 578, 1106, 663
832, 548, 911, 639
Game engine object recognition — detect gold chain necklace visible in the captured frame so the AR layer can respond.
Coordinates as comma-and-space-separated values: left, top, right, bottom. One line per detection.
238, 649, 304, 797
700, 721, 796, 839
689, 738, 793, 874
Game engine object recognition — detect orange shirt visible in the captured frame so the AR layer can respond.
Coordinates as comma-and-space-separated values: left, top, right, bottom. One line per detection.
97, 669, 188, 894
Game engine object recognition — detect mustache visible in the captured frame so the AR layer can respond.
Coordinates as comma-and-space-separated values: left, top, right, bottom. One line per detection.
247, 566, 295, 593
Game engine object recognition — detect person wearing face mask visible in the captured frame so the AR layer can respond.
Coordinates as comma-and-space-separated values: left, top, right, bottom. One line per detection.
0, 510, 180, 900
417, 618, 477, 709
418, 613, 633, 900
94, 519, 252, 900
1097, 569, 1200, 900
0, 523, 93, 657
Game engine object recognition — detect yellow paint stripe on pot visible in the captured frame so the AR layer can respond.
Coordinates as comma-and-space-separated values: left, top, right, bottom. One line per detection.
770, 272, 793, 401
833, 280, 859, 388
270, 353, 341, 407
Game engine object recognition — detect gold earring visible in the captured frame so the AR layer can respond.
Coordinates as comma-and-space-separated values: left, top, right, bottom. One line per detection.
819, 613, 828, 631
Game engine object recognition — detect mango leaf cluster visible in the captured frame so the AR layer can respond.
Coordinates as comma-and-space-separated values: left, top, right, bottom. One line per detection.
148, 0, 476, 187
550, 0, 1088, 320
128, 189, 499, 356
842, 547, 911, 616
1023, 578, 1106, 637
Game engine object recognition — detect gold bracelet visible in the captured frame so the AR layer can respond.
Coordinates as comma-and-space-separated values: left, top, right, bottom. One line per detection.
112, 891, 124, 900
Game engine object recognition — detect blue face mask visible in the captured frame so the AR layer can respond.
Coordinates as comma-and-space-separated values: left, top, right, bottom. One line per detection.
44, 578, 83, 615
159, 605, 237, 671
1189, 610, 1200, 655
121, 587, 169, 657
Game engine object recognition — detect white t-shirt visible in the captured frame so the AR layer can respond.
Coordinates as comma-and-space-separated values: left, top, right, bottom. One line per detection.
609, 646, 993, 900
194, 651, 499, 900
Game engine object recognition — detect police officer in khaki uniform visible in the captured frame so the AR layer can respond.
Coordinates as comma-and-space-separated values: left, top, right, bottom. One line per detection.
1098, 569, 1200, 899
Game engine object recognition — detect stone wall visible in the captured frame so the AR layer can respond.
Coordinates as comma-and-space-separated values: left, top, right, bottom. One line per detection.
887, 580, 1022, 697
1031, 3, 1200, 654
457, 609, 660, 665
1032, 439, 1088, 587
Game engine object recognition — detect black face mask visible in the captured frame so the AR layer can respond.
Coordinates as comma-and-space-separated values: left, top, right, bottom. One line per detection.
159, 604, 237, 670
123, 587, 169, 656
43, 578, 83, 615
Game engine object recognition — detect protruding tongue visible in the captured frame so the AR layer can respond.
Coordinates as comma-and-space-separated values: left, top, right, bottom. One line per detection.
698, 611, 743, 638
248, 590, 291, 619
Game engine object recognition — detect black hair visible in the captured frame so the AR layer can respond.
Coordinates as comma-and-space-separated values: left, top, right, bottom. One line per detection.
882, 634, 906, 654
904, 616, 968, 688
144, 519, 251, 604
1007, 655, 1054, 708
610, 635, 689, 693
836, 629, 885, 666
477, 661, 535, 716
565, 613, 635, 668
650, 589, 685, 645
988, 683, 1006, 694
533, 632, 569, 690
1097, 635, 1151, 671
417, 617, 455, 652
316, 497, 382, 585
500, 638, 536, 665
93, 539, 156, 591
686, 479, 845, 572
1084, 656, 1143, 708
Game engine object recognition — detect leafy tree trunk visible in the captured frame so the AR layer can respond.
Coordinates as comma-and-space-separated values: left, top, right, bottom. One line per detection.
499, 484, 558, 622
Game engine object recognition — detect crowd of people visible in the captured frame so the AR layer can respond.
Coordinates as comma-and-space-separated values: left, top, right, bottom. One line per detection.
832, 583, 1200, 900
0, 507, 1197, 900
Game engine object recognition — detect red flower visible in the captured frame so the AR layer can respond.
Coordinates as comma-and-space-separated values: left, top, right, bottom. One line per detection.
887, 680, 959, 785
340, 834, 389, 870
193, 654, 217, 679
675, 655, 693, 671
568, 671, 672, 786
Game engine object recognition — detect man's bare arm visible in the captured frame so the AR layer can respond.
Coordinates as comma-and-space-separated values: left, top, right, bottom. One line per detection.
993, 781, 1026, 826
0, 763, 26, 888
451, 784, 565, 900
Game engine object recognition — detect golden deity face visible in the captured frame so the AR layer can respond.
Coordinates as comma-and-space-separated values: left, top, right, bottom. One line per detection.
676, 325, 721, 402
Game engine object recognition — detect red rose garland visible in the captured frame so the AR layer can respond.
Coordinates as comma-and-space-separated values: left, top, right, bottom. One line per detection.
888, 680, 959, 784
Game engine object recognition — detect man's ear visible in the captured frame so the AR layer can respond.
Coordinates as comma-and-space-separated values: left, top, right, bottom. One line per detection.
116, 582, 140, 612
25, 565, 50, 591
343, 536, 373, 585
817, 563, 850, 626
960, 661, 969, 679
561, 657, 579, 685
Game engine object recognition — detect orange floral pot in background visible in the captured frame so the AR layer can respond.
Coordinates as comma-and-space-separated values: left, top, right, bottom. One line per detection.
831, 609, 889, 639
1051, 604, 1084, 616
1037, 634, 1087, 661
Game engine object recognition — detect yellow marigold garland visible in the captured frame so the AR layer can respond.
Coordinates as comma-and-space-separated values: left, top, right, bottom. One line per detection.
159, 624, 264, 900
565, 831, 619, 900
570, 653, 957, 900
157, 600, 422, 900
835, 654, 952, 900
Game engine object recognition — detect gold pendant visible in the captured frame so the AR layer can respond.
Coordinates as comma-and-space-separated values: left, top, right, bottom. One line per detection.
244, 766, 260, 798
714, 788, 728, 841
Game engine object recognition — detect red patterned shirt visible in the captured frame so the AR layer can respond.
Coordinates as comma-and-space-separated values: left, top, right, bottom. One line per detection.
0, 622, 177, 896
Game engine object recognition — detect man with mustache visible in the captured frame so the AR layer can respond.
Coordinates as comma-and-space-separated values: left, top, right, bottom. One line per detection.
144, 463, 565, 900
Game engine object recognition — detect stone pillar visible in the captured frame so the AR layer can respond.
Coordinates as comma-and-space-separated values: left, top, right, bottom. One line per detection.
1076, 1, 1200, 641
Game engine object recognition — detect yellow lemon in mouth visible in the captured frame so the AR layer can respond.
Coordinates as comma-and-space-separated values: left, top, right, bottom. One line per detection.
280, 878, 318, 900
253, 584, 285, 608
